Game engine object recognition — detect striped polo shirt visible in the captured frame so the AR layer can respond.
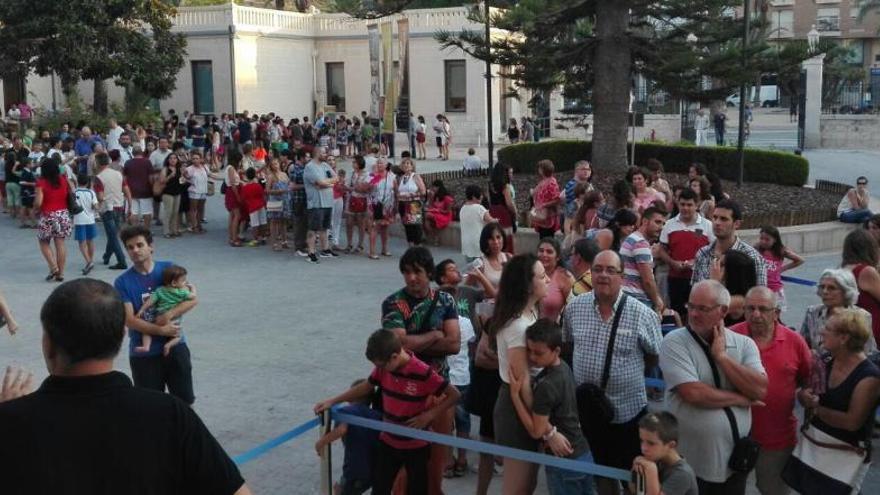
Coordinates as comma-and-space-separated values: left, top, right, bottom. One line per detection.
369, 352, 448, 450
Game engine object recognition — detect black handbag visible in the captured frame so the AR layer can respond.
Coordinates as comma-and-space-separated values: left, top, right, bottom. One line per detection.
576, 294, 627, 428
687, 327, 761, 473
67, 187, 84, 216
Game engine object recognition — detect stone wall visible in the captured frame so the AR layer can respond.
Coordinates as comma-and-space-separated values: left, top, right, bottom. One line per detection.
820, 115, 880, 150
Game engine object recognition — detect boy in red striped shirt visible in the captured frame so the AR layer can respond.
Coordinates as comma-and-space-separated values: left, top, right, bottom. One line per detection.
315, 330, 460, 495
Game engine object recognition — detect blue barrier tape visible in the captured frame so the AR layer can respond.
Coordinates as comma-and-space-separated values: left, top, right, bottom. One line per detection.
645, 377, 666, 389
333, 412, 634, 482
781, 275, 817, 287
232, 416, 321, 465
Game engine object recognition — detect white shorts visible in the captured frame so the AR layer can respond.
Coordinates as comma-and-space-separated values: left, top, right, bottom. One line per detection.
249, 209, 267, 227
130, 198, 153, 216
189, 192, 207, 201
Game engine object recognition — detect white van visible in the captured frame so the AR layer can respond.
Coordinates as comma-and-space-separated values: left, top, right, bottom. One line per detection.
726, 85, 780, 108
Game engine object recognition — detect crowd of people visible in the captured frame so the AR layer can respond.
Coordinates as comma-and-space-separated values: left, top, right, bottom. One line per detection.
1, 109, 880, 495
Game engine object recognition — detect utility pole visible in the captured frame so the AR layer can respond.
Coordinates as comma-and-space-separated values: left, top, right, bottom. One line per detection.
485, 0, 494, 169
736, 0, 751, 187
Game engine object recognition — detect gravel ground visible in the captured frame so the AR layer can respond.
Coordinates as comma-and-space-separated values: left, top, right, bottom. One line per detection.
436, 170, 841, 227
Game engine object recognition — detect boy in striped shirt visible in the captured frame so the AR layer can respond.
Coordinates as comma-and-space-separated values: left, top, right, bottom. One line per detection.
314, 330, 460, 495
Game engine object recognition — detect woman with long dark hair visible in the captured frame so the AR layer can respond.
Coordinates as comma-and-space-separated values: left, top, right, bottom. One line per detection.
34, 157, 71, 281
487, 253, 549, 495
489, 162, 517, 254
607, 208, 639, 252
841, 229, 880, 344
596, 179, 635, 228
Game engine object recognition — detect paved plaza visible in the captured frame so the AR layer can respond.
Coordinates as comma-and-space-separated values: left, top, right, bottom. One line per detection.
1, 133, 878, 493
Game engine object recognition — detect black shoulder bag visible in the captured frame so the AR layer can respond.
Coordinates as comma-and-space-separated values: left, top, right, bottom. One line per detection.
686, 327, 761, 473
576, 294, 627, 428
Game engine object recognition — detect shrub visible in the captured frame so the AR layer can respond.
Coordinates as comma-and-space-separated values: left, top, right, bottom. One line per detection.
497, 141, 809, 186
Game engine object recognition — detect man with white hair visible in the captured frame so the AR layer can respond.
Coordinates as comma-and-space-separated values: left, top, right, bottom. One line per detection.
660, 279, 768, 495
730, 287, 811, 495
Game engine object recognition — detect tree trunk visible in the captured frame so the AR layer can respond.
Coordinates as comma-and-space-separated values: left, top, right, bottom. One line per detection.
592, 1, 631, 171
93, 79, 108, 116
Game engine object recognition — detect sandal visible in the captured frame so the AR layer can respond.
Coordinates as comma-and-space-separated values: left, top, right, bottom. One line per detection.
229, 240, 243, 247
369, 254, 380, 260
355, 245, 364, 253
45, 270, 59, 282
54, 273, 64, 282
344, 245, 353, 254
382, 251, 392, 257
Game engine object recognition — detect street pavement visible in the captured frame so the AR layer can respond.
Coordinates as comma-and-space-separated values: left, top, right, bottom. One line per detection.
0, 197, 877, 494
1, 117, 878, 493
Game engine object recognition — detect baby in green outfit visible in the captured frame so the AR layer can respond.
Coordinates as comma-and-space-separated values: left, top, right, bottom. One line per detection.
135, 265, 197, 356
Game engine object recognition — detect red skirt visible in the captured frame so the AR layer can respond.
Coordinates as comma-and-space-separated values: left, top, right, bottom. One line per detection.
224, 185, 240, 211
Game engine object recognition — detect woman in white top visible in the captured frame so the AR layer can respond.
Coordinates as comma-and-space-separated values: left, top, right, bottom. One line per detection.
369, 157, 396, 259
183, 152, 222, 234
487, 253, 550, 495
224, 153, 244, 246
395, 157, 426, 247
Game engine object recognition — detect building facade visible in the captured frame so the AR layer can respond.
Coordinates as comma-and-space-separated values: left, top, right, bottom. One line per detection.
2, 4, 532, 145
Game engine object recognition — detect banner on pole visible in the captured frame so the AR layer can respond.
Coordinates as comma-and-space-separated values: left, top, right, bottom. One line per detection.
368, 24, 381, 122
395, 18, 410, 133
381, 21, 395, 134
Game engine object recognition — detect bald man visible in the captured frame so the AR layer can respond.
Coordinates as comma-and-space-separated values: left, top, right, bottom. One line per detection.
730, 287, 811, 495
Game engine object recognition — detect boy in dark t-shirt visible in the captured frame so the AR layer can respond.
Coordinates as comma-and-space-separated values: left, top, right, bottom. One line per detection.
508, 319, 595, 495
314, 379, 382, 495
631, 412, 698, 495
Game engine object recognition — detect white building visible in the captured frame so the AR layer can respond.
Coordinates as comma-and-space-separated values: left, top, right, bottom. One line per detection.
3, 4, 536, 145
2, 3, 681, 144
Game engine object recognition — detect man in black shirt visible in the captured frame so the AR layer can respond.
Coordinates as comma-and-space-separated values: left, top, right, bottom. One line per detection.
0, 278, 251, 495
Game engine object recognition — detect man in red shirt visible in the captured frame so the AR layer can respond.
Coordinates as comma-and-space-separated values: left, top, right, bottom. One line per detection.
657, 188, 713, 318
730, 286, 811, 495
123, 146, 156, 226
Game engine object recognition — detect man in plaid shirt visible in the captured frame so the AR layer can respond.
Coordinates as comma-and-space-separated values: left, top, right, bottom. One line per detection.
691, 199, 767, 287
563, 250, 663, 494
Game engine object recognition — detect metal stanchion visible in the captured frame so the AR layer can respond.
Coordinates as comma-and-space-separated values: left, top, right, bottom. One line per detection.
319, 410, 333, 495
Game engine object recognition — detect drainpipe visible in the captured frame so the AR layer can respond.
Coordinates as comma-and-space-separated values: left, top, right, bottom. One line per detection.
228, 24, 238, 115
312, 48, 319, 118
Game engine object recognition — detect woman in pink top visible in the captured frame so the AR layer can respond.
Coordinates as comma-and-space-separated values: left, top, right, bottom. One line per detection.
627, 166, 665, 214
536, 237, 574, 324
755, 225, 803, 311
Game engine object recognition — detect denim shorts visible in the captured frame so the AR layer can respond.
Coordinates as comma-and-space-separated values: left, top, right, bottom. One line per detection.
545, 449, 596, 495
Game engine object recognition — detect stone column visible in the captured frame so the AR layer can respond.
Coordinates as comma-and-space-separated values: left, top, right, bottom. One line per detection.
802, 54, 825, 149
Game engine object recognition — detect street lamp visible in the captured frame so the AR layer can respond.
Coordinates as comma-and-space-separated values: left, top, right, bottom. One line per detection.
807, 25, 820, 52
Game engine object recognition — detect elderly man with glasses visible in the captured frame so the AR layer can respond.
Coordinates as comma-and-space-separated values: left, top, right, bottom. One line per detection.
563, 249, 662, 495
660, 279, 768, 495
729, 287, 812, 495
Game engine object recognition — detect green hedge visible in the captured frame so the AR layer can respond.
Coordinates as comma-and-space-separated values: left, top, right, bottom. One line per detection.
497, 140, 809, 186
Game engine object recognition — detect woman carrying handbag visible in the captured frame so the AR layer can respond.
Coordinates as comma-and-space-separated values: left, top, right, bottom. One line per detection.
783, 309, 880, 495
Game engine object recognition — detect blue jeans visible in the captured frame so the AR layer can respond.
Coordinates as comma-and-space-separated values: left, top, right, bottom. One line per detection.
839, 208, 873, 224
101, 210, 126, 265
546, 450, 596, 495
453, 385, 471, 435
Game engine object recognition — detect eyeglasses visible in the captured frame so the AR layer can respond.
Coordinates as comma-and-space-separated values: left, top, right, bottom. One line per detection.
744, 305, 776, 314
817, 284, 840, 292
857, 181, 868, 186
591, 266, 621, 275
686, 303, 720, 313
